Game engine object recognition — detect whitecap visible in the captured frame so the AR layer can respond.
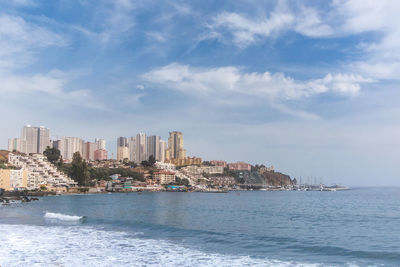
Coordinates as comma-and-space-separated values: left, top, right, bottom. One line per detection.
0, 224, 326, 267
44, 212, 84, 221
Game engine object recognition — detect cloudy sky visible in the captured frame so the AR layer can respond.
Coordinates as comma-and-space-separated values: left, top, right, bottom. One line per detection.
1, 0, 400, 186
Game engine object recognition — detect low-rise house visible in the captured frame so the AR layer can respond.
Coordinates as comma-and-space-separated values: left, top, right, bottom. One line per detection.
209, 176, 236, 187
154, 162, 176, 171
153, 170, 176, 185
132, 167, 151, 179
0, 169, 29, 191
228, 162, 252, 171
181, 165, 224, 175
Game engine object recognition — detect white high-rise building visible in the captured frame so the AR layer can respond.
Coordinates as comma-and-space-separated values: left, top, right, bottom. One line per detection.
58, 137, 83, 161
118, 134, 165, 163
135, 133, 147, 163
8, 138, 21, 152
38, 127, 50, 154
95, 138, 106, 150
128, 137, 136, 162
159, 140, 166, 163
19, 125, 50, 154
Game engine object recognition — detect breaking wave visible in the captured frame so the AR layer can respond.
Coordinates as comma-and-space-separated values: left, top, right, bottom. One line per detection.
44, 212, 84, 221
0, 224, 324, 267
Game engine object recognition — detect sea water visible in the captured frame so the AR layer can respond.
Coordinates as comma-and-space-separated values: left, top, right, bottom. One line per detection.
1, 187, 400, 266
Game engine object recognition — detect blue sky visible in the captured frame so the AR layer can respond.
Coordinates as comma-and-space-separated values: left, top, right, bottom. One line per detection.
1, 0, 400, 186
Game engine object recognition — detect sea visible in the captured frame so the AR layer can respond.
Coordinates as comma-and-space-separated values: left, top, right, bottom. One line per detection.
1, 187, 400, 266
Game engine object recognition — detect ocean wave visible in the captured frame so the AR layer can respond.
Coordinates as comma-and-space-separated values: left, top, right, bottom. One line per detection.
0, 224, 323, 267
44, 212, 84, 221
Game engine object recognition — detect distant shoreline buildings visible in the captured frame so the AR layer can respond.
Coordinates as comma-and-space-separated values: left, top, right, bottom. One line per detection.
9, 125, 107, 162
6, 126, 257, 170
116, 131, 201, 166
8, 125, 50, 155
2, 124, 282, 191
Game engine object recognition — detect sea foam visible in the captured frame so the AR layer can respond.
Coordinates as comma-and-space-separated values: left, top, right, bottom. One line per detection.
44, 212, 84, 221
0, 224, 326, 267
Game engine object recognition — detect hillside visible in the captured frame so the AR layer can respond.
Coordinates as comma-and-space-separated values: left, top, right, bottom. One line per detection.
260, 170, 294, 186
0, 150, 9, 162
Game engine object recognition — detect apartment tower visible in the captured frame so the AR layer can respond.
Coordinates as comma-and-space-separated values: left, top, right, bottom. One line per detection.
165, 131, 186, 160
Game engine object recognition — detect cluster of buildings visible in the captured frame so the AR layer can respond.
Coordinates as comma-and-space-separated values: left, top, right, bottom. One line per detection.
8, 125, 108, 162
117, 134, 166, 163
0, 169, 28, 191
0, 153, 77, 191
117, 131, 201, 166
2, 125, 274, 192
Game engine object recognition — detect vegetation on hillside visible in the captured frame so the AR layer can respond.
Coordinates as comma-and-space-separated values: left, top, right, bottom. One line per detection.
43, 147, 63, 168
0, 150, 9, 162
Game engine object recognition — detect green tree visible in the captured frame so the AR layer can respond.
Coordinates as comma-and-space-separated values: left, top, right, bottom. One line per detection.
148, 155, 156, 166
43, 146, 61, 164
70, 152, 90, 186
40, 185, 47, 191
57, 155, 64, 169
142, 155, 156, 167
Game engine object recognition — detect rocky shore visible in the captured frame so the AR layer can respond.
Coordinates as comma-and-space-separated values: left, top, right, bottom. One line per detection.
0, 191, 40, 205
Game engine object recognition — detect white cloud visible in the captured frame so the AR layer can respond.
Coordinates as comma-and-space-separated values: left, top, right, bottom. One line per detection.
0, 0, 35, 6
0, 13, 102, 110
145, 31, 169, 42
333, 0, 400, 79
207, 1, 400, 80
142, 63, 373, 117
206, 4, 335, 47
0, 14, 65, 70
69, 0, 137, 45
106, 0, 136, 34
0, 72, 64, 94
294, 6, 334, 37
208, 11, 294, 47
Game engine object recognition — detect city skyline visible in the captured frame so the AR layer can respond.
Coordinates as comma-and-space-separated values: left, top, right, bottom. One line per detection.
1, 1, 400, 186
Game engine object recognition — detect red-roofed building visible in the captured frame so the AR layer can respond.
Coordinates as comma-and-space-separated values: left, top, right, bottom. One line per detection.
228, 162, 252, 171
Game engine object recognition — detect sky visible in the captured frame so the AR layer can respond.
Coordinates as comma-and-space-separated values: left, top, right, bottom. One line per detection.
1, 0, 399, 186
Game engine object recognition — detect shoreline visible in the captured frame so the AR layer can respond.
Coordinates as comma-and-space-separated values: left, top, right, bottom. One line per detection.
0, 185, 351, 203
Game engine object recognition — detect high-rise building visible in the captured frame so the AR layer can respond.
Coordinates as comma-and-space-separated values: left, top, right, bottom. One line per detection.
82, 142, 97, 161
128, 137, 136, 162
19, 125, 50, 154
8, 138, 21, 152
159, 140, 166, 163
135, 133, 147, 163
147, 135, 160, 161
117, 137, 128, 148
37, 127, 50, 154
118, 134, 166, 163
117, 137, 129, 161
166, 131, 186, 160
117, 146, 129, 162
94, 149, 107, 161
53, 140, 61, 151
57, 137, 83, 161
95, 138, 106, 150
